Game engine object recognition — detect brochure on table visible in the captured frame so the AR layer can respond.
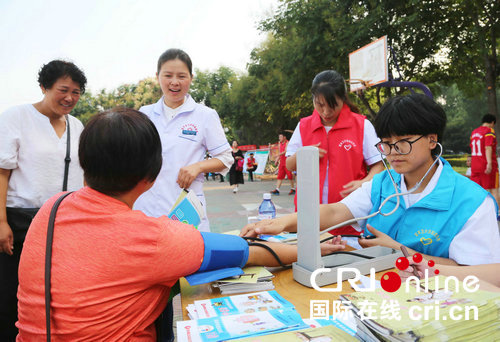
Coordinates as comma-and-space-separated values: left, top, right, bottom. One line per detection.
168, 189, 205, 229
177, 309, 308, 342
195, 291, 295, 319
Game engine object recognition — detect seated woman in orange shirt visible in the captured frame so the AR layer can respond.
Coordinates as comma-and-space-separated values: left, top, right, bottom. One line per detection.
16, 107, 346, 341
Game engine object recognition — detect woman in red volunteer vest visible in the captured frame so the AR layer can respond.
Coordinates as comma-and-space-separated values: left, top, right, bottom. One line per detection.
286, 70, 384, 235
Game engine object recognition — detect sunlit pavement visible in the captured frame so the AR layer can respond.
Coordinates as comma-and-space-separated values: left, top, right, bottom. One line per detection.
203, 177, 296, 234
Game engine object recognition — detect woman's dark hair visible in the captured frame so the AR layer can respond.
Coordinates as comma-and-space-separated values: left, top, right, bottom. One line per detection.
311, 70, 359, 113
79, 107, 162, 196
37, 60, 87, 93
374, 93, 447, 155
157, 48, 193, 76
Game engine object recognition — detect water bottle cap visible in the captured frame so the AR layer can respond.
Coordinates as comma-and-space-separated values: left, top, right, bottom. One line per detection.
263, 193, 271, 200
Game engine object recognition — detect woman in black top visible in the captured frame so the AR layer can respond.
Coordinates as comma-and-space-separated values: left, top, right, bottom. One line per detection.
229, 141, 244, 193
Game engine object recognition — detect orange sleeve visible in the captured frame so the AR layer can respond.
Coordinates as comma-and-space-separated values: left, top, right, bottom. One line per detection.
150, 218, 204, 286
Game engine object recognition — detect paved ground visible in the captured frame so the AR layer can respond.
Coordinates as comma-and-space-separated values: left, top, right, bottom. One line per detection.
202, 177, 296, 233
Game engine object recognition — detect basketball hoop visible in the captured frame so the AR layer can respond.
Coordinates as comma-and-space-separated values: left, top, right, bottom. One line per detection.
346, 79, 372, 93
349, 36, 388, 92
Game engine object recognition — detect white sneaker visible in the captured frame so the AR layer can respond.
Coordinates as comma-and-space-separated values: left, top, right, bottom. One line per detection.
233, 187, 238, 193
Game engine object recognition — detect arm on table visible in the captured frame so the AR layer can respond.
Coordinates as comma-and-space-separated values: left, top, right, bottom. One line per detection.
240, 202, 354, 238
359, 224, 459, 266
399, 256, 500, 292
246, 236, 346, 267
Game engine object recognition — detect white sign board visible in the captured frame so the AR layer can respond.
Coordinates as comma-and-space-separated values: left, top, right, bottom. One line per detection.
349, 36, 388, 92
243, 151, 268, 175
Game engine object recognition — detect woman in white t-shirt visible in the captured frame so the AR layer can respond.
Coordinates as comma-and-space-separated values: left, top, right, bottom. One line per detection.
0, 60, 86, 340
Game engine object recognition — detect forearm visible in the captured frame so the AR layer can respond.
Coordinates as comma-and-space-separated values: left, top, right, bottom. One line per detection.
439, 264, 500, 287
285, 154, 297, 171
398, 244, 459, 266
274, 203, 354, 234
362, 161, 384, 182
280, 213, 298, 233
485, 146, 492, 166
318, 203, 354, 232
195, 158, 227, 174
246, 242, 299, 266
0, 169, 11, 223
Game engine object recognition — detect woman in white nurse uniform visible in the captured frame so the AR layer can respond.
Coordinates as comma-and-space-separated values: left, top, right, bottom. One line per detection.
134, 49, 232, 232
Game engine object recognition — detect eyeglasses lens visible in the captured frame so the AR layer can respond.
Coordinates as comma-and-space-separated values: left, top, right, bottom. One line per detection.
395, 141, 411, 154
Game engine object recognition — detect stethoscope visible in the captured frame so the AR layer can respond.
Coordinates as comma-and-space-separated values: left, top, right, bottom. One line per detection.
243, 141, 443, 267
320, 141, 443, 242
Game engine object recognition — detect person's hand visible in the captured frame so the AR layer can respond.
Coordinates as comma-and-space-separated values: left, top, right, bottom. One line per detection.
311, 143, 327, 158
399, 256, 434, 281
0, 221, 14, 256
485, 163, 492, 174
340, 179, 364, 197
177, 163, 202, 189
320, 235, 347, 255
240, 218, 287, 238
358, 224, 400, 249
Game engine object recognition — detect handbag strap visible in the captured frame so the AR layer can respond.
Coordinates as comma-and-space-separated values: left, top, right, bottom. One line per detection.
62, 116, 71, 191
45, 191, 73, 342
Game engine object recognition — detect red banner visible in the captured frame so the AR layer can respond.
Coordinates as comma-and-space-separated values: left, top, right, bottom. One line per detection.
238, 145, 257, 151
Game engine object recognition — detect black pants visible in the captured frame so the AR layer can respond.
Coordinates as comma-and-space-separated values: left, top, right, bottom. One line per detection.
247, 166, 257, 181
0, 241, 23, 341
0, 208, 38, 341
155, 300, 175, 342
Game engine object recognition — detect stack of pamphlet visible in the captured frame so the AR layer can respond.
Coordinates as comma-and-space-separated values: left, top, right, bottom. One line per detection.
178, 291, 309, 341
340, 276, 500, 341
212, 266, 275, 295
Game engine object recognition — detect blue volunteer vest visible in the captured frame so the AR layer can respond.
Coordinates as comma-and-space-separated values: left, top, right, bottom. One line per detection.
365, 158, 496, 258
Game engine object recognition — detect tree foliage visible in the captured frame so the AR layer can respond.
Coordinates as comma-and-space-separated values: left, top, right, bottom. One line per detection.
71, 0, 499, 151
72, 77, 161, 124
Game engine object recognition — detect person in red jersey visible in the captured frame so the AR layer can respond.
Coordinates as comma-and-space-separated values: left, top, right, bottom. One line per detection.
271, 133, 295, 195
470, 114, 498, 191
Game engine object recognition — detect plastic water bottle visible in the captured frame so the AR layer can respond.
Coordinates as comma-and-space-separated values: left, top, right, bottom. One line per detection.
258, 193, 276, 220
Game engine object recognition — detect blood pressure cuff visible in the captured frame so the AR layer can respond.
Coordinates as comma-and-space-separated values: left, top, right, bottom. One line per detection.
184, 232, 249, 286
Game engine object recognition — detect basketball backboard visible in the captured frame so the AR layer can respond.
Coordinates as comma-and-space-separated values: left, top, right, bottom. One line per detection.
349, 36, 388, 92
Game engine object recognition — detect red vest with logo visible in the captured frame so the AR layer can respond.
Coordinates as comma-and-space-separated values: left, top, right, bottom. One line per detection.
298, 104, 367, 235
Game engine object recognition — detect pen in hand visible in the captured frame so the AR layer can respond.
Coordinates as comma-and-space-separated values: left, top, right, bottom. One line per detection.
400, 245, 421, 279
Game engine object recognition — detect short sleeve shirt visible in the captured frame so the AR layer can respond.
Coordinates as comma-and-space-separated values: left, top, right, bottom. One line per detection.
0, 104, 84, 207
17, 187, 204, 340
134, 95, 231, 232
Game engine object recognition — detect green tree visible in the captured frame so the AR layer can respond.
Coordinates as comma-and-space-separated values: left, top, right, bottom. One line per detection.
191, 66, 236, 108
249, 0, 498, 118
72, 77, 161, 124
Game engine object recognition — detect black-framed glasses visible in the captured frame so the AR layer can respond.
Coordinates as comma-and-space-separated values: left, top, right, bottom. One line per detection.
375, 135, 425, 156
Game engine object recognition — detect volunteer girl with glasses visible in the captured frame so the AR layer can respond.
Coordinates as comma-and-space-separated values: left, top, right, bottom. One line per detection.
242, 93, 500, 266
